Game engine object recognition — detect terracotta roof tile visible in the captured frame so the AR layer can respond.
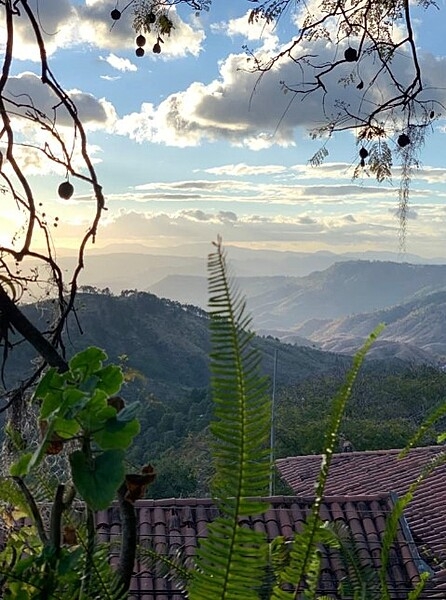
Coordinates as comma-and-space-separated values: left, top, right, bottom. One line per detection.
94, 494, 428, 599
276, 445, 446, 597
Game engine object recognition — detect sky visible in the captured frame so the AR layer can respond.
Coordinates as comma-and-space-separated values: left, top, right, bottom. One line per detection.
3, 0, 446, 260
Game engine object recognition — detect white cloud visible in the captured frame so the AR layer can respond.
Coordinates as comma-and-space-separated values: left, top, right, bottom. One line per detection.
114, 29, 446, 149
211, 10, 279, 52
2, 72, 114, 175
7, 72, 116, 129
6, 1, 205, 61
100, 75, 121, 81
100, 53, 137, 72
201, 163, 287, 176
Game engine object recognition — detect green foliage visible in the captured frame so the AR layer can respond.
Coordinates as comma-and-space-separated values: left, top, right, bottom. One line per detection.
275, 366, 446, 457
0, 347, 141, 598
188, 238, 271, 600
11, 346, 139, 509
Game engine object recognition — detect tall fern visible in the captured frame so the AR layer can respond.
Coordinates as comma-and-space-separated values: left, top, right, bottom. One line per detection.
271, 326, 383, 599
188, 237, 271, 600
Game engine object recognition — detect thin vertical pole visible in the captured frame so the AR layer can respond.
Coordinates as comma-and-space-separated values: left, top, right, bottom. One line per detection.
269, 348, 278, 496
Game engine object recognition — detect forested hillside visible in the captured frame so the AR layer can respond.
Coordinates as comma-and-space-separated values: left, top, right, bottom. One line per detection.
7, 289, 446, 499
7, 288, 440, 499
141, 364, 446, 498
8, 290, 351, 392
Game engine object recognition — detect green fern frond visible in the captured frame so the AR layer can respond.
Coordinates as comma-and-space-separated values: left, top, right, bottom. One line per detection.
188, 238, 271, 600
138, 545, 192, 590
407, 572, 430, 600
272, 326, 383, 599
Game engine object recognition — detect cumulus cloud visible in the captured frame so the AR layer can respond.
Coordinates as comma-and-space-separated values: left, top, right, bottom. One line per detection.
211, 10, 279, 52
114, 27, 446, 149
100, 53, 137, 72
7, 72, 116, 129
7, 0, 77, 60
6, 1, 205, 60
2, 72, 114, 175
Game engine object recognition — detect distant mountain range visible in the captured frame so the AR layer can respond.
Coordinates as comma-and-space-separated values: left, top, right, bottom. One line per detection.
286, 290, 446, 362
16, 253, 446, 373
149, 260, 446, 364
31, 245, 446, 295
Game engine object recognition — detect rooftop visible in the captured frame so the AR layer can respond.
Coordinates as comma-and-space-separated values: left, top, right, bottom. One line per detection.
96, 494, 428, 599
276, 445, 446, 565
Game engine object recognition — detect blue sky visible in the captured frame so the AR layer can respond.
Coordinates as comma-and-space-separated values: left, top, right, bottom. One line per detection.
4, 0, 446, 259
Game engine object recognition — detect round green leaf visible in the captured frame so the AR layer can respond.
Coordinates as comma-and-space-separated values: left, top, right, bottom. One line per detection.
70, 449, 125, 510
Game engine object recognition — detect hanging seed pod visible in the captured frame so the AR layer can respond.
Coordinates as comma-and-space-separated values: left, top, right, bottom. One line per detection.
397, 133, 410, 148
111, 8, 121, 20
136, 47, 145, 57
58, 181, 74, 200
359, 147, 369, 159
136, 34, 146, 47
344, 47, 358, 62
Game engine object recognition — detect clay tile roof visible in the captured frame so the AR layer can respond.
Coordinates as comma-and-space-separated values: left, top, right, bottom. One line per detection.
276, 445, 446, 594
95, 494, 428, 599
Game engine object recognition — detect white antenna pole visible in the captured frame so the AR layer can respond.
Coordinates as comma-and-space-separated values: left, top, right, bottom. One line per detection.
269, 348, 278, 496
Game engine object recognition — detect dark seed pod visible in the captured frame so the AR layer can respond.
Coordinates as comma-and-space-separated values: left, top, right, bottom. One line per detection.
359, 147, 369, 159
58, 181, 74, 200
136, 34, 146, 47
344, 47, 358, 62
356, 80, 364, 90
147, 12, 156, 24
153, 42, 161, 54
397, 133, 410, 148
430, 110, 435, 119
136, 47, 145, 57
111, 8, 121, 20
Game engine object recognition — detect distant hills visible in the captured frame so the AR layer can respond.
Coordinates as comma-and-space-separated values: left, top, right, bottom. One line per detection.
8, 291, 354, 396
288, 290, 446, 362
30, 245, 446, 295
151, 261, 446, 322
150, 260, 446, 364
13, 255, 446, 382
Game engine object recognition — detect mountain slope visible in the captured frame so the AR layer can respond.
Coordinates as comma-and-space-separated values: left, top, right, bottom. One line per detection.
151, 260, 446, 329
290, 290, 446, 361
8, 291, 355, 395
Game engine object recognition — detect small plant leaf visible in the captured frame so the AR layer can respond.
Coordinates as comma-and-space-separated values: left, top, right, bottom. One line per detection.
69, 347, 107, 379
95, 365, 124, 395
70, 449, 125, 510
93, 417, 140, 450
9, 453, 32, 476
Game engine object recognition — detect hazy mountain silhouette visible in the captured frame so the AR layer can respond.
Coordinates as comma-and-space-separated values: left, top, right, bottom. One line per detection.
33, 246, 445, 295
286, 290, 446, 362
151, 260, 446, 325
